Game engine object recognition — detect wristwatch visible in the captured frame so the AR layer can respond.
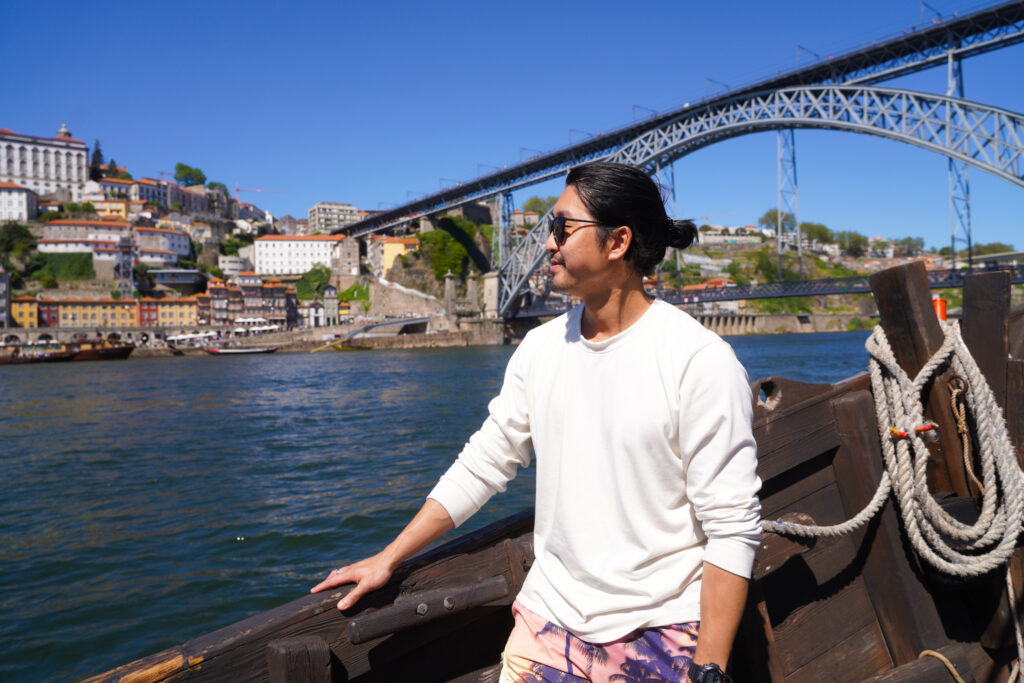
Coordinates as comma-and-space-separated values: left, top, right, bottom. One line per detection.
687, 661, 732, 683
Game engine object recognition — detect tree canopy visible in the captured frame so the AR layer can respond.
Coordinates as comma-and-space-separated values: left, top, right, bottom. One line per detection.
799, 222, 833, 244
758, 208, 795, 233
208, 181, 228, 195
174, 163, 207, 187
522, 196, 558, 217
835, 231, 869, 257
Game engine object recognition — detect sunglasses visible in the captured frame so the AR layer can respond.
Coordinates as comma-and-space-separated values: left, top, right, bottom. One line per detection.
549, 215, 607, 246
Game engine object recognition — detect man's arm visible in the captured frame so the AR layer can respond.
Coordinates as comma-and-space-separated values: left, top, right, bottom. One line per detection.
310, 498, 454, 611
692, 562, 749, 668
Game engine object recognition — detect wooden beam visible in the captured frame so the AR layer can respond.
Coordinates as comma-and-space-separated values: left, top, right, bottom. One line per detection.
962, 270, 1010, 412
868, 262, 968, 496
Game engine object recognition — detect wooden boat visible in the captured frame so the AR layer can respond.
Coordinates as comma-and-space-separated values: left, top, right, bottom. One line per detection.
0, 348, 77, 364
204, 346, 278, 355
85, 263, 1024, 683
69, 340, 135, 361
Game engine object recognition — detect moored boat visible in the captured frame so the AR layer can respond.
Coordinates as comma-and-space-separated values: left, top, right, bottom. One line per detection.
0, 348, 77, 364
84, 263, 1024, 683
204, 346, 278, 355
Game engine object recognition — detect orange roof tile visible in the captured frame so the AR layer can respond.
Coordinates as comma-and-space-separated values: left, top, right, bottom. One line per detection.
0, 181, 29, 190
47, 219, 131, 227
101, 177, 133, 185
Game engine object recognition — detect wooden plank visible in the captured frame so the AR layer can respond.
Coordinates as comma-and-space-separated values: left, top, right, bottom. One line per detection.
962, 270, 1010, 412
760, 454, 836, 519
736, 580, 786, 683
755, 398, 842, 482
770, 567, 876, 673
859, 642, 980, 682
754, 513, 818, 581
830, 392, 949, 666
266, 637, 330, 683
869, 262, 967, 496
783, 621, 892, 683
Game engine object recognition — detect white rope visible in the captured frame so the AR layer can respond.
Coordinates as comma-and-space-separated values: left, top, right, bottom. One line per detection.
761, 321, 1024, 678
762, 321, 1024, 579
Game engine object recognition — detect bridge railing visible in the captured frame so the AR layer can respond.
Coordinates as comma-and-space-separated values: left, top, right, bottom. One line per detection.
512, 266, 1024, 318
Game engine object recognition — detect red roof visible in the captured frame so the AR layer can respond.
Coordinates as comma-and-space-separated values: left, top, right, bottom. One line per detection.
256, 234, 345, 241
0, 127, 85, 144
0, 181, 28, 191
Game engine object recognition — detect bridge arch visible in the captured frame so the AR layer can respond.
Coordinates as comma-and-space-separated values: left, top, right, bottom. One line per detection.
610, 85, 1024, 188
499, 85, 1024, 315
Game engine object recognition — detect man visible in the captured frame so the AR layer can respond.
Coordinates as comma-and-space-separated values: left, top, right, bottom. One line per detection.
313, 162, 761, 682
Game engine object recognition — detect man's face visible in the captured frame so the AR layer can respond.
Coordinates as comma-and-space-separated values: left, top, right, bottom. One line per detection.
546, 185, 612, 296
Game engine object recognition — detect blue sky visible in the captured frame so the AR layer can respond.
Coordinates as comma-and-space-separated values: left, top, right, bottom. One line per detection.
3, 0, 1022, 250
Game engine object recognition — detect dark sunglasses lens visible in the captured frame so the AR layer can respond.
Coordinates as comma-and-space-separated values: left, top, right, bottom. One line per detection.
551, 217, 565, 243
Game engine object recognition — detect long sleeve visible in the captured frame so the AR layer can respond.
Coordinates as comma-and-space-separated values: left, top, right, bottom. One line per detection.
427, 341, 534, 527
679, 341, 762, 578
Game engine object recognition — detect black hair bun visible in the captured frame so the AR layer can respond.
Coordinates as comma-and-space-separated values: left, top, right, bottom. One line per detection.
666, 219, 698, 250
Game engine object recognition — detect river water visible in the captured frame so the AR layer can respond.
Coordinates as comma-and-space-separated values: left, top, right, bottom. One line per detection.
0, 330, 871, 682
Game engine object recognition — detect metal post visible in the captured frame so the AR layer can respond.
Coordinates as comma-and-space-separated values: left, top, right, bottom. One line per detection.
777, 129, 801, 280
496, 190, 514, 271
947, 52, 972, 271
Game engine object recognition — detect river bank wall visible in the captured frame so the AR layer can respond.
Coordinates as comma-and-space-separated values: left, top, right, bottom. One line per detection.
129, 313, 869, 359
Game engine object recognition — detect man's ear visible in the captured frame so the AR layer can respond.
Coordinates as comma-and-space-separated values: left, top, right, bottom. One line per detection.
604, 225, 632, 262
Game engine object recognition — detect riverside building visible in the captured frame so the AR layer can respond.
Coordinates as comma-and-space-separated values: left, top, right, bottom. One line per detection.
253, 234, 358, 276
0, 125, 88, 201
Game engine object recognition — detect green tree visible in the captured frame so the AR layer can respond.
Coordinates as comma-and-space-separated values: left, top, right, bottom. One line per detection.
295, 263, 332, 300
174, 163, 207, 187
106, 157, 118, 177
0, 221, 35, 254
207, 181, 228, 194
89, 140, 104, 181
974, 242, 1015, 256
758, 208, 795, 234
892, 236, 924, 256
836, 231, 869, 257
522, 196, 558, 217
39, 268, 58, 289
171, 201, 184, 213
800, 222, 833, 244
80, 202, 95, 213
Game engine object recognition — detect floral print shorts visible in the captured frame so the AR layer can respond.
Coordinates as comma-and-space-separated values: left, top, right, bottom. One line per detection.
499, 600, 699, 683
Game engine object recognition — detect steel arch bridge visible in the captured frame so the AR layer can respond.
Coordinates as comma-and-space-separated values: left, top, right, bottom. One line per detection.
497, 85, 1024, 315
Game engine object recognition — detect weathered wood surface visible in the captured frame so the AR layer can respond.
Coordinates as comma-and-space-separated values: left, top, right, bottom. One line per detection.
962, 270, 1010, 412
266, 637, 331, 683
869, 262, 968, 496
859, 642, 984, 682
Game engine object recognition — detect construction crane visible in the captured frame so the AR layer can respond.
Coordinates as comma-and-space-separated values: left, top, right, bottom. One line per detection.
235, 184, 286, 202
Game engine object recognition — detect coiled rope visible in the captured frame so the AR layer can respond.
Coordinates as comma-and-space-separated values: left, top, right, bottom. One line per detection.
761, 321, 1024, 678
763, 321, 1023, 577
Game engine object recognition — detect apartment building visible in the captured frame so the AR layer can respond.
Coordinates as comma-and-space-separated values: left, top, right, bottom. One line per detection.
253, 234, 354, 276
308, 201, 360, 234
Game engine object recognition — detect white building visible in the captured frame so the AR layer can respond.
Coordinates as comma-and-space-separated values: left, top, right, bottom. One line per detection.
37, 237, 117, 254
132, 178, 164, 204
0, 181, 38, 221
254, 235, 351, 275
0, 124, 89, 201
308, 201, 360, 234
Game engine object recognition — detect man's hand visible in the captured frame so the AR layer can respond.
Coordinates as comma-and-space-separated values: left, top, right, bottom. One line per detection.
309, 499, 455, 612
311, 552, 395, 611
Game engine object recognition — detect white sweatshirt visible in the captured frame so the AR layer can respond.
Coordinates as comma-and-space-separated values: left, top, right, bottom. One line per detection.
427, 299, 761, 642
